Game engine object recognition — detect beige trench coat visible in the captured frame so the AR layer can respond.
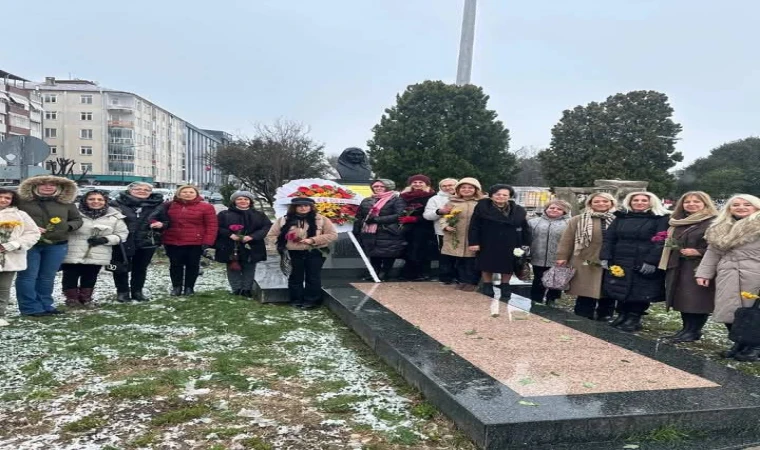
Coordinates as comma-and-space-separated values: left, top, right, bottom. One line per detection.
695, 238, 760, 324
555, 215, 605, 299
439, 196, 480, 258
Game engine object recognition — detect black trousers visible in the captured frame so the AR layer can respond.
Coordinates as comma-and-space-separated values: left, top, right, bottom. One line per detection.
61, 264, 102, 290
454, 256, 480, 285
369, 257, 395, 275
164, 245, 203, 289
531, 265, 563, 303
288, 249, 325, 306
619, 301, 650, 315
574, 296, 616, 319
113, 247, 157, 293
437, 236, 456, 283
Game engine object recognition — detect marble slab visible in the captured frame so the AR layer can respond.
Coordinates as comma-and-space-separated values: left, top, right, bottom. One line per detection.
323, 283, 760, 449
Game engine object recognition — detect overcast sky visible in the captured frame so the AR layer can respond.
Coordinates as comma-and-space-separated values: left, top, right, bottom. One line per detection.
3, 0, 757, 165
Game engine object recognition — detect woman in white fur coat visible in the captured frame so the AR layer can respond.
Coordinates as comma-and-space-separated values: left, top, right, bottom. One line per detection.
61, 190, 128, 308
0, 188, 41, 326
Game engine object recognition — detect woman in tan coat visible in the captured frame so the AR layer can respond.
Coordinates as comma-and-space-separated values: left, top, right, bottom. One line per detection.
439, 178, 485, 292
556, 193, 617, 320
696, 194, 760, 361
660, 191, 717, 343
268, 197, 338, 310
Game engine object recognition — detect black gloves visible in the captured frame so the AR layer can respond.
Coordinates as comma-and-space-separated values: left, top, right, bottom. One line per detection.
87, 237, 109, 246
639, 263, 656, 275
201, 244, 210, 251
365, 216, 377, 224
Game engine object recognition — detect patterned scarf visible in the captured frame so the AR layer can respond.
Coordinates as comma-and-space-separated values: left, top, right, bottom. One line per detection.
574, 210, 615, 255
362, 191, 396, 234
657, 211, 715, 269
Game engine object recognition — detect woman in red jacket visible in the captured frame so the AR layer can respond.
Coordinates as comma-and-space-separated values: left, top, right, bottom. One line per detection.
150, 185, 218, 296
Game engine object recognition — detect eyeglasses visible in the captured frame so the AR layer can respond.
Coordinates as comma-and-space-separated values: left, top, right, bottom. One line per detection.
131, 188, 152, 192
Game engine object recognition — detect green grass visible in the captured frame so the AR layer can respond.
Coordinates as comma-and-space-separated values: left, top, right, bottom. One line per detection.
386, 426, 421, 445
317, 394, 367, 413
240, 436, 273, 450
130, 430, 159, 447
62, 414, 105, 433
410, 401, 438, 419
109, 380, 165, 399
151, 404, 210, 426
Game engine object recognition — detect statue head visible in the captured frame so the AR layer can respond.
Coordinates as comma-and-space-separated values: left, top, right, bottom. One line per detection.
336, 147, 371, 181
339, 147, 367, 166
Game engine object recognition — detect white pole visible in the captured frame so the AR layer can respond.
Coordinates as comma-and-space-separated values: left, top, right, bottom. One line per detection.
347, 232, 381, 283
456, 0, 478, 86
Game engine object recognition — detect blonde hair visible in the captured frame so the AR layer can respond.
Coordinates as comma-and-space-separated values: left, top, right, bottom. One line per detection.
709, 194, 760, 229
583, 192, 617, 213
438, 178, 458, 188
544, 199, 572, 215
671, 191, 718, 219
621, 191, 670, 215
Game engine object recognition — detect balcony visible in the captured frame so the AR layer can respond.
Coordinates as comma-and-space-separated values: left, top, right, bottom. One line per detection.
108, 120, 134, 128
8, 104, 28, 116
0, 102, 6, 114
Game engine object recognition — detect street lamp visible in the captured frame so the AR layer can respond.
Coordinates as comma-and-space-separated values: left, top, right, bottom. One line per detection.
456, 0, 477, 86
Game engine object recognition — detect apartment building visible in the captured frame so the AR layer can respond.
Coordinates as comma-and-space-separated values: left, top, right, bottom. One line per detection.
185, 125, 223, 190
0, 70, 43, 142
32, 77, 225, 188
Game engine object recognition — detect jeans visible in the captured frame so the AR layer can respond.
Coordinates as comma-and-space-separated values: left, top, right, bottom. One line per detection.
164, 245, 203, 288
0, 271, 15, 317
288, 249, 325, 306
454, 256, 479, 285
61, 264, 101, 289
574, 296, 616, 319
113, 247, 157, 294
16, 243, 69, 315
531, 265, 563, 303
227, 261, 257, 291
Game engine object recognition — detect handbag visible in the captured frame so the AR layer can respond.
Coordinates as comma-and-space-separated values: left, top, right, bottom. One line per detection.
105, 242, 130, 274
515, 257, 532, 282
541, 266, 576, 290
729, 298, 760, 346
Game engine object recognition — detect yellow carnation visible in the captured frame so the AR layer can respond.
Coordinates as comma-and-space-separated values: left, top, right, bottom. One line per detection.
741, 291, 759, 300
610, 265, 625, 278
50, 217, 62, 224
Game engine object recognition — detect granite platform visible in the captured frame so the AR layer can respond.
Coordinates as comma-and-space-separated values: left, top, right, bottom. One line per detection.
323, 282, 760, 449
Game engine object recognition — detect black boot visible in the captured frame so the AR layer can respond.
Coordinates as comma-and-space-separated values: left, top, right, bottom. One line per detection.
170, 286, 182, 296
240, 290, 251, 298
131, 291, 148, 302
478, 282, 495, 298
116, 292, 131, 303
618, 313, 643, 332
183, 287, 195, 296
735, 346, 760, 362
720, 342, 745, 359
610, 313, 628, 328
670, 314, 706, 343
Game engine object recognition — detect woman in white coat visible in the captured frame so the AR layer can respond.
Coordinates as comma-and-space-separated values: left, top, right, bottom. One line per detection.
61, 190, 128, 308
0, 188, 41, 326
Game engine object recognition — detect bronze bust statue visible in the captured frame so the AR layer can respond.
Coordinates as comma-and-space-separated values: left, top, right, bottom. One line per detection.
335, 147, 371, 181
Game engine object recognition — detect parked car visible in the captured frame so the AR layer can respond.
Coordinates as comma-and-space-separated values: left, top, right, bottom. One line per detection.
209, 193, 223, 204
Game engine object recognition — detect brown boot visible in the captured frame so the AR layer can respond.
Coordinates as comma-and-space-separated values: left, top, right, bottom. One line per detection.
79, 288, 96, 309
64, 289, 82, 308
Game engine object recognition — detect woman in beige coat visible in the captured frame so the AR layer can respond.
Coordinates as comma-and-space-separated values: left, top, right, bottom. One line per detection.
556, 192, 617, 320
439, 177, 485, 292
696, 194, 760, 361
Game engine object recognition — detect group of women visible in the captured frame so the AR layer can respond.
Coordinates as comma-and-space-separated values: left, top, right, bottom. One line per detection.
354, 175, 532, 300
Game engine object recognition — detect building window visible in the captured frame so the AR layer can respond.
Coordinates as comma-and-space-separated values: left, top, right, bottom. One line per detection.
44, 94, 57, 103
45, 128, 57, 138
50, 146, 57, 154
80, 129, 93, 140
81, 94, 93, 104
81, 163, 93, 172
45, 111, 58, 120
80, 112, 93, 121
80, 146, 93, 155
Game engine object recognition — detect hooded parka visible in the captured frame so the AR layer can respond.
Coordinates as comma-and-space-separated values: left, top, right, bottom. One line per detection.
17, 175, 83, 244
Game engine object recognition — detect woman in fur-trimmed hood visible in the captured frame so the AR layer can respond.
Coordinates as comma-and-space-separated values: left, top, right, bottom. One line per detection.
696, 194, 760, 361
15, 175, 83, 316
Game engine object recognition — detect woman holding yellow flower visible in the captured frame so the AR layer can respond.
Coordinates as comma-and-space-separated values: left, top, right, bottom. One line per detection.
16, 175, 83, 317
439, 178, 485, 291
0, 188, 41, 326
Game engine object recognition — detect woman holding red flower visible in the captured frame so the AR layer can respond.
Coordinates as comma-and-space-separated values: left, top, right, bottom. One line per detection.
214, 191, 272, 298
399, 174, 438, 281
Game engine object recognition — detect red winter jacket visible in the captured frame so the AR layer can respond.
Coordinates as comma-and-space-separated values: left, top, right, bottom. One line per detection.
155, 197, 218, 246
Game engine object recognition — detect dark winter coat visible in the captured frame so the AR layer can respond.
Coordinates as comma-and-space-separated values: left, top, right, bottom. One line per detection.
353, 194, 407, 258
17, 175, 83, 245
111, 192, 165, 256
665, 219, 715, 314
149, 197, 218, 247
468, 199, 531, 273
399, 190, 438, 262
214, 207, 272, 264
600, 211, 669, 303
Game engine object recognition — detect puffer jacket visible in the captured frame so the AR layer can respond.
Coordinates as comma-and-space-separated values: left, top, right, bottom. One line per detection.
423, 190, 453, 235
353, 194, 407, 258
0, 207, 42, 272
111, 192, 165, 255
149, 197, 218, 246
63, 207, 129, 265
17, 175, 83, 244
528, 215, 570, 267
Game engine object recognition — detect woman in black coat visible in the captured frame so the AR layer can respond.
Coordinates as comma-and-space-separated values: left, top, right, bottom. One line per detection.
468, 184, 531, 300
399, 174, 438, 281
214, 191, 272, 297
600, 191, 670, 332
353, 179, 406, 281
110, 182, 165, 302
